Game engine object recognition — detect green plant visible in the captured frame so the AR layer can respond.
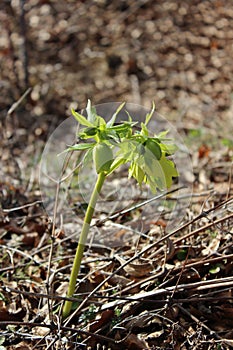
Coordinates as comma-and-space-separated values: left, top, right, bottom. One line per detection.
62, 100, 178, 318
111, 307, 122, 327
79, 304, 98, 325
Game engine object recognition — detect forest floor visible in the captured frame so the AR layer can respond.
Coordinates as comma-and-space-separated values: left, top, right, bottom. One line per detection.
0, 1, 233, 349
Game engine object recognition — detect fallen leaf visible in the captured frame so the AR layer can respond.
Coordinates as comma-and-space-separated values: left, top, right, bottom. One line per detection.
124, 333, 149, 350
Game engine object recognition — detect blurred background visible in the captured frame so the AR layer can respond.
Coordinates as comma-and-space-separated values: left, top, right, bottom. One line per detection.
0, 0, 233, 185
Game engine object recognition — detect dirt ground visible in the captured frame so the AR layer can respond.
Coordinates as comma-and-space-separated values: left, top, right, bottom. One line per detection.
0, 1, 233, 349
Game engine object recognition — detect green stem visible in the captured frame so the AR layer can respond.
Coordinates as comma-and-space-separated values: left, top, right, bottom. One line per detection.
62, 171, 106, 318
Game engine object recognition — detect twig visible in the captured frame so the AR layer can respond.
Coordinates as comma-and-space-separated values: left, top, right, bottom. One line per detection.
2, 200, 42, 213
96, 186, 184, 225
0, 244, 41, 265
7, 87, 31, 116
0, 321, 117, 344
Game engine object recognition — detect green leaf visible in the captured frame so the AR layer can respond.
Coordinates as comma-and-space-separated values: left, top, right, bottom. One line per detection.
96, 115, 106, 127
188, 128, 202, 138
222, 138, 233, 149
82, 147, 94, 167
146, 138, 162, 159
156, 130, 169, 140
107, 102, 125, 126
158, 154, 179, 188
78, 127, 98, 139
86, 99, 97, 124
143, 152, 166, 190
145, 102, 155, 126
209, 265, 221, 274
160, 143, 178, 155
177, 249, 187, 261
125, 110, 133, 122
71, 109, 93, 127
129, 162, 145, 186
108, 156, 127, 174
66, 143, 95, 151
140, 122, 149, 136
108, 121, 136, 133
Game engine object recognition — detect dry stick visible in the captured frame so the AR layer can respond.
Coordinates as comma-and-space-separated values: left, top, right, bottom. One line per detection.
7, 87, 32, 116
100, 276, 233, 312
0, 245, 40, 266
0, 321, 117, 345
2, 200, 42, 213
96, 186, 184, 225
3, 275, 233, 305
173, 253, 233, 272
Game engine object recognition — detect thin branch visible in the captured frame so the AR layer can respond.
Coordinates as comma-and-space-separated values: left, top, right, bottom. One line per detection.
7, 87, 31, 116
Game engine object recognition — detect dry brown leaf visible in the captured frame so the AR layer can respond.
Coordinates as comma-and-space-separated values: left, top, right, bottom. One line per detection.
115, 255, 154, 277
89, 309, 114, 333
124, 333, 149, 350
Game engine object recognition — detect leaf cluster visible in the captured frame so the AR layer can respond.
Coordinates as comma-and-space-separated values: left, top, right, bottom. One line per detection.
66, 100, 178, 193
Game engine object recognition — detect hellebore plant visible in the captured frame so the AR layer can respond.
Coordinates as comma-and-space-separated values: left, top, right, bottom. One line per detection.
62, 100, 178, 318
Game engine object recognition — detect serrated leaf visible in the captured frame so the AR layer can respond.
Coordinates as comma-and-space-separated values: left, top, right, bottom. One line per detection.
72, 109, 93, 127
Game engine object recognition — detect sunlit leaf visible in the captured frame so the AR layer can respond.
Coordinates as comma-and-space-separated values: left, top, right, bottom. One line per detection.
145, 101, 155, 126
86, 99, 97, 124
108, 156, 127, 174
156, 130, 169, 139
158, 154, 179, 188
140, 122, 149, 136
71, 108, 93, 127
66, 143, 95, 151
107, 102, 125, 126
160, 143, 178, 155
